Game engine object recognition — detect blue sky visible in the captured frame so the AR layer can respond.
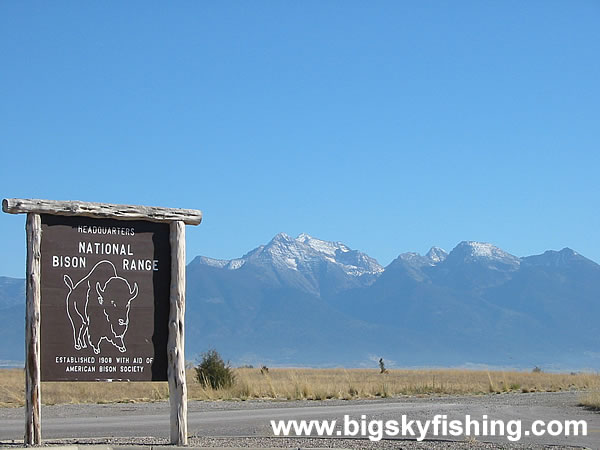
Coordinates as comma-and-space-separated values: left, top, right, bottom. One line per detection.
1, 1, 598, 277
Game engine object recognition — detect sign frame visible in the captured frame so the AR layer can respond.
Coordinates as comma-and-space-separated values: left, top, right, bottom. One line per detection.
3, 198, 202, 446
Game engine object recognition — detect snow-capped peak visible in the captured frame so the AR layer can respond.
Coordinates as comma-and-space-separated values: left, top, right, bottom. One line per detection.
450, 241, 520, 268
426, 247, 448, 264
395, 247, 448, 268
271, 232, 294, 243
465, 242, 496, 258
194, 232, 383, 281
295, 233, 350, 258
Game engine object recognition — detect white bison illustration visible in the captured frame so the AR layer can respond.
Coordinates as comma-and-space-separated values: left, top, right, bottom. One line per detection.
64, 260, 138, 354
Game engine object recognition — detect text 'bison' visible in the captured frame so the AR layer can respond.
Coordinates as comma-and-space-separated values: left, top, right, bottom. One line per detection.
64, 260, 138, 354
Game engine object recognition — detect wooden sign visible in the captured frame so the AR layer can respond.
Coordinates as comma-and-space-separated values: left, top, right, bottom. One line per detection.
40, 215, 170, 381
3, 198, 202, 446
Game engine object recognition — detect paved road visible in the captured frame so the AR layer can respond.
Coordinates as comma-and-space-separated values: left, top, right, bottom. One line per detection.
0, 391, 598, 448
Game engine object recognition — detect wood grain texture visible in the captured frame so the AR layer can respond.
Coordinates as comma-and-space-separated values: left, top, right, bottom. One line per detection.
168, 221, 188, 445
3, 198, 202, 225
25, 213, 42, 445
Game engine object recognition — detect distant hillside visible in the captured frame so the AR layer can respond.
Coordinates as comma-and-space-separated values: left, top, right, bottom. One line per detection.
0, 277, 25, 367
2, 235, 599, 370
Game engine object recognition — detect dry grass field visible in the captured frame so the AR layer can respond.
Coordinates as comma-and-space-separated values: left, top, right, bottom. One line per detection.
1, 367, 599, 407
579, 390, 600, 410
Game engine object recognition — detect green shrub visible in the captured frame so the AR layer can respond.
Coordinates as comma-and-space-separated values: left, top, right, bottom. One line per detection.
195, 349, 235, 389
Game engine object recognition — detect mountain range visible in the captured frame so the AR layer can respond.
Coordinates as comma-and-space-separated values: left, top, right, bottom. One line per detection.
1, 233, 599, 370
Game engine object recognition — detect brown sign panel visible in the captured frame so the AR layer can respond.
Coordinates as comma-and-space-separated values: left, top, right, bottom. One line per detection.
40, 214, 170, 381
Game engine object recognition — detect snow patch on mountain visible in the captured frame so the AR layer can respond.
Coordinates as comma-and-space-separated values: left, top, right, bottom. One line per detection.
297, 234, 383, 276
228, 259, 246, 270
195, 256, 229, 269
296, 233, 350, 258
257, 233, 308, 271
450, 241, 520, 269
396, 247, 448, 268
426, 246, 448, 264
398, 252, 426, 264
470, 242, 497, 258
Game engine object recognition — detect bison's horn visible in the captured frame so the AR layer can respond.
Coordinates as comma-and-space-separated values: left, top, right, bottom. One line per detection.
129, 282, 139, 301
95, 281, 104, 305
64, 275, 74, 291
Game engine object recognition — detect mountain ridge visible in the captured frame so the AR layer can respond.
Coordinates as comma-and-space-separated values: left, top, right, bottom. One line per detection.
1, 235, 599, 369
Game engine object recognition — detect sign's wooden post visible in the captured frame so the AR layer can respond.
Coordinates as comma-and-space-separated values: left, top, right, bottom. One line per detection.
169, 220, 187, 445
25, 213, 42, 445
3, 199, 201, 446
